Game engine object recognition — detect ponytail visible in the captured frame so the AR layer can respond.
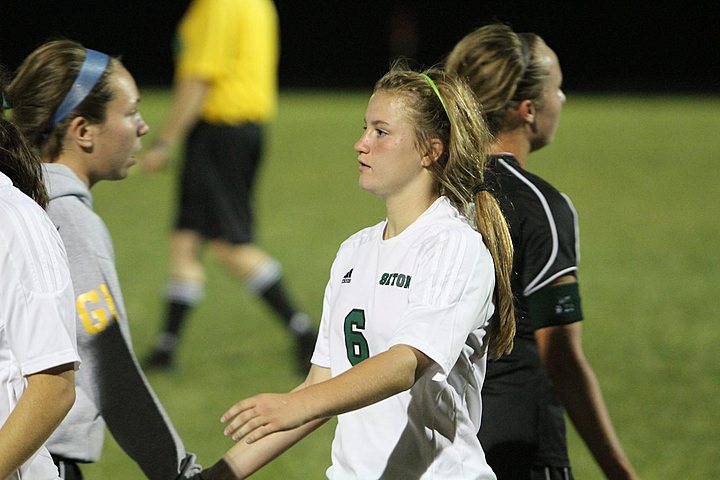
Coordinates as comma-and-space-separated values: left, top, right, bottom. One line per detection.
473, 189, 515, 358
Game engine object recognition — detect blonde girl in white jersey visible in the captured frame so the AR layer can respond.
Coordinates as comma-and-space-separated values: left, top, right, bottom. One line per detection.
201, 64, 516, 480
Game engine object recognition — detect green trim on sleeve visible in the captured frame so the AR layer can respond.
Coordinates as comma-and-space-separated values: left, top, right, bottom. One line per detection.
527, 282, 583, 330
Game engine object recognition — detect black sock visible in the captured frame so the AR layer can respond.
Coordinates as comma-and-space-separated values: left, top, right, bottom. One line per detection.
155, 301, 193, 352
260, 279, 295, 325
166, 301, 191, 336
259, 279, 313, 336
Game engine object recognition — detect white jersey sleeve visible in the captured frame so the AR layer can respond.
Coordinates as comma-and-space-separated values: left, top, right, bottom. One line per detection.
389, 228, 495, 375
310, 276, 334, 369
1, 196, 79, 376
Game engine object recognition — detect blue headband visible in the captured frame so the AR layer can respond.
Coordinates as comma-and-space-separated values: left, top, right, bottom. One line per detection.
48, 49, 110, 129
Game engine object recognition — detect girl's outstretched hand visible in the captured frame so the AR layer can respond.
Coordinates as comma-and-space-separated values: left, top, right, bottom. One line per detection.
221, 392, 312, 443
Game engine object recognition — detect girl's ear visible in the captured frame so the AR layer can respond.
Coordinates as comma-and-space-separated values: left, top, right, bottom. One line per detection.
422, 138, 444, 167
518, 99, 535, 125
67, 116, 95, 150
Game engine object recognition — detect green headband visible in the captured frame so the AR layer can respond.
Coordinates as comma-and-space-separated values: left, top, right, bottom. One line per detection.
421, 73, 450, 119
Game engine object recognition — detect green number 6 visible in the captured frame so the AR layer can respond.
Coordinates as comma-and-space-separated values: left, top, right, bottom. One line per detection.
344, 309, 369, 365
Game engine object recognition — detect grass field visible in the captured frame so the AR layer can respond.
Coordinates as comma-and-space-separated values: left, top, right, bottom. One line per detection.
82, 89, 720, 479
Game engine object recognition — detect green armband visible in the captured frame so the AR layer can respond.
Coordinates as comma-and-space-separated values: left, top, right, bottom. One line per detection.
527, 282, 583, 330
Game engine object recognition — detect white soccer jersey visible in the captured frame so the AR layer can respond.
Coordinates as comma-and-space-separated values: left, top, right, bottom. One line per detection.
0, 172, 80, 479
312, 197, 497, 480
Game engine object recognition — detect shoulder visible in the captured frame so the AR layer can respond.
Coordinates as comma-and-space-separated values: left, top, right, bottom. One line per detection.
337, 220, 384, 251
187, 0, 272, 21
422, 225, 491, 269
46, 194, 114, 263
414, 204, 492, 271
46, 193, 94, 220
46, 195, 101, 237
409, 216, 494, 307
0, 188, 71, 294
489, 156, 577, 231
0, 186, 56, 245
491, 156, 565, 203
416, 197, 483, 242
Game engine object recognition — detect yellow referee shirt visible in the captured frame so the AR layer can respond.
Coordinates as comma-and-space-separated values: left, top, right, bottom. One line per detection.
176, 0, 279, 124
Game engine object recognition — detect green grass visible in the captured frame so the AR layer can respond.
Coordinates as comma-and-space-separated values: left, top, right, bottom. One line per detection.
82, 90, 720, 478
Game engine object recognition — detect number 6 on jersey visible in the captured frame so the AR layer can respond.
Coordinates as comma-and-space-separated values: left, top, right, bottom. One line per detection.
344, 309, 369, 365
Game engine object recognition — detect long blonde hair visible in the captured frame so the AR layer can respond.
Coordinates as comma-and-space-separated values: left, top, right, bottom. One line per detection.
374, 64, 515, 358
445, 23, 549, 137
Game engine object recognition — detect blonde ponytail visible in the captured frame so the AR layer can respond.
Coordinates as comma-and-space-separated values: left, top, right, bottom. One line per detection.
473, 189, 515, 358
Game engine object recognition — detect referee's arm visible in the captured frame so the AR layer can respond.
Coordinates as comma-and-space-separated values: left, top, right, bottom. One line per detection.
141, 77, 209, 172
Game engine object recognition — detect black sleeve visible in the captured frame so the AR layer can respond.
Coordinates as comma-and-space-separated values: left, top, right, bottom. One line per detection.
517, 189, 579, 297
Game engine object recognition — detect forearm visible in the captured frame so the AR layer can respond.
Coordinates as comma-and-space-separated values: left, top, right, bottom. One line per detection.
296, 345, 424, 420
213, 347, 426, 479
153, 77, 209, 147
210, 418, 328, 480
0, 367, 75, 477
549, 355, 638, 479
221, 346, 431, 453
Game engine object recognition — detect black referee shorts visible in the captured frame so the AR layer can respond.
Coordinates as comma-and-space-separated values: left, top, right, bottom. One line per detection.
175, 121, 264, 244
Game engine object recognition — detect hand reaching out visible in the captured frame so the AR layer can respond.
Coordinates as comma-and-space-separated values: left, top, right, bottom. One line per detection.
221, 392, 313, 443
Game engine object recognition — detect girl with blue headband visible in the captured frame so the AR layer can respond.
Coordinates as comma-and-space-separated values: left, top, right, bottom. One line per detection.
7, 39, 201, 480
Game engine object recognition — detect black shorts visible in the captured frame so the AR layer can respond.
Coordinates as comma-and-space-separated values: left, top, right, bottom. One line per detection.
175, 121, 264, 244
486, 457, 573, 480
480, 339, 571, 478
52, 454, 84, 480
530, 466, 574, 480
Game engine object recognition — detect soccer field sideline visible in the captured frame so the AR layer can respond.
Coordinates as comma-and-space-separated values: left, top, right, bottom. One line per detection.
84, 90, 720, 478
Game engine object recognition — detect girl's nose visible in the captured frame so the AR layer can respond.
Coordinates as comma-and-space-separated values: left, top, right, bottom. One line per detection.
354, 131, 369, 154
138, 116, 150, 137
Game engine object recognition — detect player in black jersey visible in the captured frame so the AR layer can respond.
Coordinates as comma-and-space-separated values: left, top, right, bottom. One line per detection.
446, 24, 639, 480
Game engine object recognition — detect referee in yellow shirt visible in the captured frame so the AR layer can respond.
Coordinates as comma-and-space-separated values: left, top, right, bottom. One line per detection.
141, 0, 316, 374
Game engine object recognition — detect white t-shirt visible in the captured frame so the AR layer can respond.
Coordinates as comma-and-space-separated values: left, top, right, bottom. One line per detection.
312, 197, 497, 480
0, 172, 80, 479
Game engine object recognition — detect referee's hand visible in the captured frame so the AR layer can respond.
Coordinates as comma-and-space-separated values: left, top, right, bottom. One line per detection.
140, 140, 172, 172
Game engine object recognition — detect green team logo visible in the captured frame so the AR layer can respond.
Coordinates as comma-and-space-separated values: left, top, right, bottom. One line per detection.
379, 272, 411, 288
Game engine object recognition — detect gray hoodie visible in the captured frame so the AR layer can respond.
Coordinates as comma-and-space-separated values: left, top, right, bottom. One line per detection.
43, 163, 196, 479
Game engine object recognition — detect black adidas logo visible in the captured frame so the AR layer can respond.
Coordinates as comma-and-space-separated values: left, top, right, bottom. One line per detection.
342, 268, 353, 284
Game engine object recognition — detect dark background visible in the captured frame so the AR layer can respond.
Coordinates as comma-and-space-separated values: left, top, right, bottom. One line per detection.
2, 1, 718, 92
